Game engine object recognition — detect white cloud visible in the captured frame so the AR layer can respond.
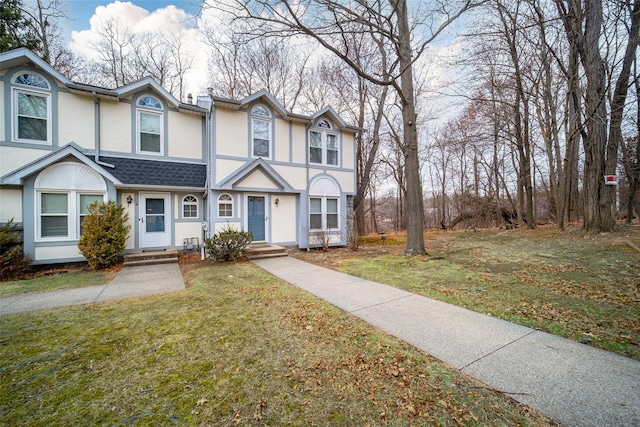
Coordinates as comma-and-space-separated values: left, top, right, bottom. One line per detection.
69, 1, 207, 98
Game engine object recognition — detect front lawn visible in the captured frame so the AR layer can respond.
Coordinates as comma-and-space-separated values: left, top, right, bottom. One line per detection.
0, 269, 114, 297
0, 261, 557, 426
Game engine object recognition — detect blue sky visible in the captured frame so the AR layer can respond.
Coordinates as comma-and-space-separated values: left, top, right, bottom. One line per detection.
62, 0, 201, 33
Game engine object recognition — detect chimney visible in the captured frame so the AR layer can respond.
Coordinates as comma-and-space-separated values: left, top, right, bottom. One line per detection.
187, 93, 193, 104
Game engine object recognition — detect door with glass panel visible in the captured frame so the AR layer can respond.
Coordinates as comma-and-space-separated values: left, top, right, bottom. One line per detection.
139, 193, 171, 248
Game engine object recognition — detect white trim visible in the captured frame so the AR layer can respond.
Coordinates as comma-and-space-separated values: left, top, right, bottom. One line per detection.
36, 190, 107, 241
309, 196, 340, 232
137, 109, 164, 155
182, 194, 199, 219
217, 193, 234, 218
309, 127, 340, 166
251, 105, 272, 160
139, 192, 171, 248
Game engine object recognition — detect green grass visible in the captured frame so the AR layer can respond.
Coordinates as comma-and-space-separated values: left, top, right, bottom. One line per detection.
0, 261, 557, 426
306, 228, 640, 360
0, 270, 111, 297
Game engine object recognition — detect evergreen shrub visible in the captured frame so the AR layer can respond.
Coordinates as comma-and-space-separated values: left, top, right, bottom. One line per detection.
204, 225, 253, 261
78, 201, 130, 270
0, 218, 30, 280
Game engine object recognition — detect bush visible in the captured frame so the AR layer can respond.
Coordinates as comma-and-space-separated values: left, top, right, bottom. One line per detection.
204, 225, 253, 261
78, 201, 130, 270
0, 218, 31, 281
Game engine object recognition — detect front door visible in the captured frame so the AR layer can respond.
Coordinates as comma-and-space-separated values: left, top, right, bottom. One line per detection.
247, 196, 266, 241
140, 193, 171, 248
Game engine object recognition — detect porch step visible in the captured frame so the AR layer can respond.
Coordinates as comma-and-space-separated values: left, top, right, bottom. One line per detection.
245, 245, 288, 260
123, 249, 179, 267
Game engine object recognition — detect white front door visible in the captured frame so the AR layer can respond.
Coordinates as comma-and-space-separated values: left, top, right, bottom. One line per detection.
139, 193, 171, 248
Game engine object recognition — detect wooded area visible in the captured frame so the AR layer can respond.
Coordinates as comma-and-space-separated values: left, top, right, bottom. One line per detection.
4, 0, 640, 250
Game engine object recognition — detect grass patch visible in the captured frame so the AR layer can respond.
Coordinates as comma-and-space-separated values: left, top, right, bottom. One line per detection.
294, 227, 640, 360
0, 261, 557, 426
0, 269, 112, 297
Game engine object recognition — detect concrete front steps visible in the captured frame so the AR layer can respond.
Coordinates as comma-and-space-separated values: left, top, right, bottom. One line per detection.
123, 249, 179, 268
245, 244, 288, 260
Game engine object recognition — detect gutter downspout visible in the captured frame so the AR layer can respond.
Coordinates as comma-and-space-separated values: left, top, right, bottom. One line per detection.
304, 120, 312, 250
92, 91, 115, 169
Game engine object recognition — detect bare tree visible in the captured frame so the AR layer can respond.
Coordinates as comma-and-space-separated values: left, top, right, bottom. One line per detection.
20, 0, 66, 62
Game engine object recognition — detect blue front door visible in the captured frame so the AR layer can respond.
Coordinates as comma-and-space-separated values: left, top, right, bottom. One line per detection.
248, 196, 265, 241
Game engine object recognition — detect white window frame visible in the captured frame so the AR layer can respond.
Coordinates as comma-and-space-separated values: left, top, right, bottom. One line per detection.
136, 96, 164, 155
12, 72, 52, 144
182, 195, 199, 219
218, 193, 234, 218
38, 191, 106, 241
309, 196, 340, 231
309, 121, 339, 166
251, 105, 272, 159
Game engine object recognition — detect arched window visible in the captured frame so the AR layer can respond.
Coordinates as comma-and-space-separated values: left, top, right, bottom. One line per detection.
182, 195, 198, 218
15, 73, 49, 89
251, 105, 271, 158
136, 95, 164, 155
218, 194, 233, 218
12, 72, 51, 143
309, 119, 339, 166
318, 119, 331, 129
138, 96, 162, 109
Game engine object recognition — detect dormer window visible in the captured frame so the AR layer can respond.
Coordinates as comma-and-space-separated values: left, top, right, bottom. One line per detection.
12, 72, 51, 144
136, 95, 164, 155
251, 105, 271, 158
309, 119, 339, 166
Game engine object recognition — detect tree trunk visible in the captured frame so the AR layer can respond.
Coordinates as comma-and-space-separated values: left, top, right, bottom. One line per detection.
604, 0, 640, 226
580, 0, 610, 231
394, 0, 426, 255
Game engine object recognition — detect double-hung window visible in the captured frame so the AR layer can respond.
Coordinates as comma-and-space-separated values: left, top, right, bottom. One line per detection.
137, 96, 163, 155
309, 120, 339, 166
251, 105, 271, 158
39, 192, 105, 239
41, 193, 68, 237
309, 197, 339, 231
13, 73, 51, 144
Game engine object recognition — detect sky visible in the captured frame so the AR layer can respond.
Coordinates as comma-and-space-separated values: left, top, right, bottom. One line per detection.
38, 0, 465, 110
61, 0, 202, 34
50, 0, 211, 98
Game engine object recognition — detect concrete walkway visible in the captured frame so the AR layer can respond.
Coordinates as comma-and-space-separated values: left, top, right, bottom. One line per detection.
252, 256, 640, 427
0, 264, 185, 315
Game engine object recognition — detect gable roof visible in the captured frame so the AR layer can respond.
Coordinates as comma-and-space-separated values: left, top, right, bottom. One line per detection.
311, 106, 347, 130
217, 158, 294, 192
0, 143, 122, 186
0, 48, 71, 86
116, 77, 180, 108
240, 89, 288, 116
0, 49, 205, 114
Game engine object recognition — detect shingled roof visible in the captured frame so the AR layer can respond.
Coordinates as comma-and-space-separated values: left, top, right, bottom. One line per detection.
93, 156, 206, 188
